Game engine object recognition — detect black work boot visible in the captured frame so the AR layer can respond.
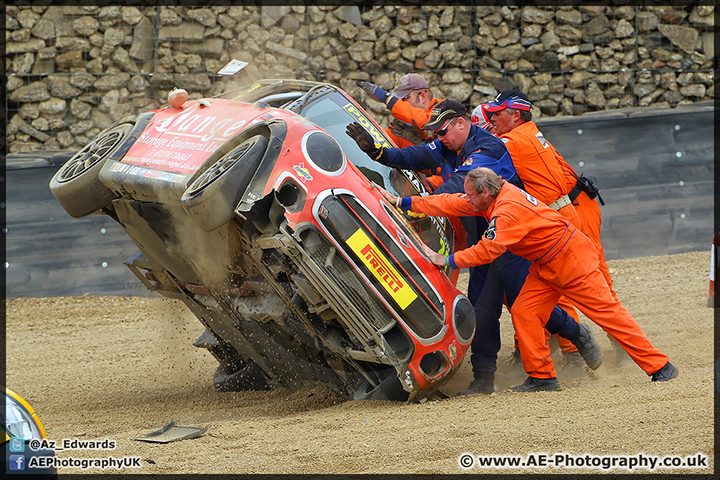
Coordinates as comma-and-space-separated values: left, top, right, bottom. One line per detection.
651, 362, 679, 382
567, 323, 603, 370
457, 374, 495, 395
510, 376, 561, 392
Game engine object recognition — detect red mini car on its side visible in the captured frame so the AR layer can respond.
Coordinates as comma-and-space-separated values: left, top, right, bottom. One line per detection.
49, 79, 475, 402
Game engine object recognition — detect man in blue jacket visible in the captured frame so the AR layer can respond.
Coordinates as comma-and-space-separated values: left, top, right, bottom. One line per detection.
346, 100, 601, 393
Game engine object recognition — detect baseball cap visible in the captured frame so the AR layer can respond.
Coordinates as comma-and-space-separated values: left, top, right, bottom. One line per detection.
393, 73, 430, 99
422, 99, 467, 131
484, 89, 532, 113
471, 103, 493, 129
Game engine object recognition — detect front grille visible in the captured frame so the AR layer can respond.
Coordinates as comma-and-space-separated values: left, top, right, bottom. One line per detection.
300, 228, 395, 342
340, 195, 443, 314
317, 194, 443, 339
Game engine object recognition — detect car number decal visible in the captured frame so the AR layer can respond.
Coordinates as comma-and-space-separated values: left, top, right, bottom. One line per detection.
346, 229, 417, 310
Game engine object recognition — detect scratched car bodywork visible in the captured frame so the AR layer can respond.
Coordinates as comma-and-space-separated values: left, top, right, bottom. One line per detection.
49, 79, 475, 402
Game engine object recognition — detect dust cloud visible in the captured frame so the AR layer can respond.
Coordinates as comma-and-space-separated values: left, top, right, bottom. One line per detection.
5, 251, 713, 475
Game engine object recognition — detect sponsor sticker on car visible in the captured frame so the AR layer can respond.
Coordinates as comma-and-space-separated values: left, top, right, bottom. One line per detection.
346, 228, 417, 309
124, 100, 261, 174
342, 103, 392, 149
292, 162, 314, 183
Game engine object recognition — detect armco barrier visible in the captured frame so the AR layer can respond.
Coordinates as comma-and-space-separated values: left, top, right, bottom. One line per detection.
6, 159, 144, 298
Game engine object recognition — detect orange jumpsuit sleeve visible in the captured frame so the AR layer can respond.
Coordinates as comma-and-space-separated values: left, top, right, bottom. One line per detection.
409, 192, 475, 217
389, 97, 443, 128
390, 100, 433, 126
408, 193, 507, 268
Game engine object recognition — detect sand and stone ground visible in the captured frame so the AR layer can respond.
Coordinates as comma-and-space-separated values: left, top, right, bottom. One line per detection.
6, 251, 714, 474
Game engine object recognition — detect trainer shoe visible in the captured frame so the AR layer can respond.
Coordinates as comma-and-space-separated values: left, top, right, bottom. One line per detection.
651, 362, 679, 382
568, 323, 603, 370
510, 376, 561, 392
457, 376, 495, 396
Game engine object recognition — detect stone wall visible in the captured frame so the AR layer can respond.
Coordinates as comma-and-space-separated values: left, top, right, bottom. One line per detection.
5, 4, 715, 153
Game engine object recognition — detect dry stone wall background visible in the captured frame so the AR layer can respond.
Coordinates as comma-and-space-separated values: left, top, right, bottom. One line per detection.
5, 4, 715, 153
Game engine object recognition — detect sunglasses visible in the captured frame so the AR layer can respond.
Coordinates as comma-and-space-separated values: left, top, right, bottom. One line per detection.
403, 90, 426, 101
433, 117, 457, 138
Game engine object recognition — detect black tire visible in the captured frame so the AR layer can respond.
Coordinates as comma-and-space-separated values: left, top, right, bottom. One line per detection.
353, 369, 409, 401
213, 358, 271, 392
49, 123, 132, 218
180, 134, 268, 232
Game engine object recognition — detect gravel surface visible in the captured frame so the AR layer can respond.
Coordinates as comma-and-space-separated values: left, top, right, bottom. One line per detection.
6, 251, 713, 475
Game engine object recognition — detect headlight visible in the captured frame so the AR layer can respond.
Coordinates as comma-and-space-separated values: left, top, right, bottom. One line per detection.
4, 388, 46, 441
452, 295, 476, 344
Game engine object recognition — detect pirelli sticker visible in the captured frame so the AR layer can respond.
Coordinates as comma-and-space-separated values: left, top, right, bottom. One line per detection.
346, 229, 417, 310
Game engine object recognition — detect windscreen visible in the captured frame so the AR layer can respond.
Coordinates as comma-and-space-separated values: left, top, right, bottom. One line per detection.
287, 88, 405, 194
286, 87, 452, 254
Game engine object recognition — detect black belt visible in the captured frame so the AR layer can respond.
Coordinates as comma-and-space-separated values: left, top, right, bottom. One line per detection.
568, 179, 584, 202
548, 176, 604, 211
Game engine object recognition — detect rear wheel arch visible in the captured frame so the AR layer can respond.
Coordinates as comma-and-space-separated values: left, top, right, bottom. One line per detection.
180, 134, 270, 232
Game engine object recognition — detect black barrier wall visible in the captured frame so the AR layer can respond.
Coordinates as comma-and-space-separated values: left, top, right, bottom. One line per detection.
6, 165, 144, 298
535, 101, 713, 260
5, 102, 714, 298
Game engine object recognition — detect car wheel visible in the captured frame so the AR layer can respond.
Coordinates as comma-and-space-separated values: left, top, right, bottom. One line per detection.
181, 134, 268, 232
353, 369, 409, 401
49, 123, 132, 218
213, 358, 271, 392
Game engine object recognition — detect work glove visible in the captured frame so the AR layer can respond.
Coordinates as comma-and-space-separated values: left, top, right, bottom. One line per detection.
388, 118, 425, 145
405, 210, 427, 219
355, 80, 389, 103
345, 122, 384, 161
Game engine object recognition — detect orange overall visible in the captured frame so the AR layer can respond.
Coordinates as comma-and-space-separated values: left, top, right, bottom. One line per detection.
499, 121, 617, 300
385, 97, 443, 149
500, 121, 618, 353
411, 184, 669, 379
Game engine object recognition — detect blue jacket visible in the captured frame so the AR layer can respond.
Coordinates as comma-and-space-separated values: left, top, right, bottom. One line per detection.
384, 124, 522, 246
383, 124, 522, 195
